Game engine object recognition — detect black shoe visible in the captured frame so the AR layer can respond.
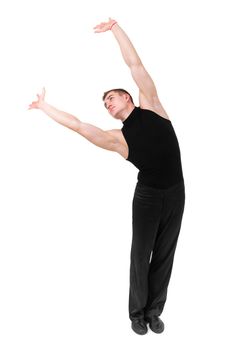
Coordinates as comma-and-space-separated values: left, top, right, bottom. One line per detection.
147, 316, 164, 334
131, 319, 148, 335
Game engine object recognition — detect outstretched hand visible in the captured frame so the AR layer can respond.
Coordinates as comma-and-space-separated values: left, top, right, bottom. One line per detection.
93, 17, 117, 33
28, 87, 46, 110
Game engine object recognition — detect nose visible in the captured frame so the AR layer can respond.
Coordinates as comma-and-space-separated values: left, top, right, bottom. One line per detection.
107, 104, 113, 112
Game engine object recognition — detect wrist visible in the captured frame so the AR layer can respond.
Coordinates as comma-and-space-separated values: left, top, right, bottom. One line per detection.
110, 21, 117, 30
39, 100, 48, 111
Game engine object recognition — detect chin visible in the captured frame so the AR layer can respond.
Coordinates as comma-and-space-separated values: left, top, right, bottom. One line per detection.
112, 109, 119, 118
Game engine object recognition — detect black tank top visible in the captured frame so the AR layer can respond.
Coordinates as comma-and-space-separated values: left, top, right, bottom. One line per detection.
121, 106, 184, 189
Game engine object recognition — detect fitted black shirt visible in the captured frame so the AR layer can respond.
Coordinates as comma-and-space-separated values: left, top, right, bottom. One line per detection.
121, 106, 184, 189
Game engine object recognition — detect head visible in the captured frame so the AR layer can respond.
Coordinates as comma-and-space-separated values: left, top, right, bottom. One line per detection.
102, 88, 135, 120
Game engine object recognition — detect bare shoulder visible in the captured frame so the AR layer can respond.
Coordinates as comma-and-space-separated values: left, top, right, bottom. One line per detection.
105, 128, 127, 146
139, 93, 171, 121
105, 128, 122, 139
105, 128, 129, 159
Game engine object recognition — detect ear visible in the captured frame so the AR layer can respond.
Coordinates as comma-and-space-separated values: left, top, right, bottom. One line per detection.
124, 93, 130, 102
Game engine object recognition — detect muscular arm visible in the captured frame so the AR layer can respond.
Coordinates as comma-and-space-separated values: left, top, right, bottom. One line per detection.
28, 89, 119, 152
112, 23, 158, 101
94, 19, 168, 116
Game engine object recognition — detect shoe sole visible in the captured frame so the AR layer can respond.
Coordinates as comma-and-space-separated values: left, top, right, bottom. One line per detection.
149, 324, 165, 334
132, 329, 148, 335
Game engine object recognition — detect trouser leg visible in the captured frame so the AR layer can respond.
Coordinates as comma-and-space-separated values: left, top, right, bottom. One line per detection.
129, 183, 163, 321
144, 181, 185, 319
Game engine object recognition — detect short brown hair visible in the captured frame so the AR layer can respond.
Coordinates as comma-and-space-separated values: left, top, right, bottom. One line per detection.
102, 88, 134, 104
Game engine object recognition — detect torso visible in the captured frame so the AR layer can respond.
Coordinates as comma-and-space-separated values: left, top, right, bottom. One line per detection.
115, 104, 184, 189
114, 108, 171, 159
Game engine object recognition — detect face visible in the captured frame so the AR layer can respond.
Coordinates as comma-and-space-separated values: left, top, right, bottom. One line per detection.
104, 91, 129, 119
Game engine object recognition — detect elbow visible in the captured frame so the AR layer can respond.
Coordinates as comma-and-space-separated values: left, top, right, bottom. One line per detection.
129, 60, 143, 69
71, 119, 81, 132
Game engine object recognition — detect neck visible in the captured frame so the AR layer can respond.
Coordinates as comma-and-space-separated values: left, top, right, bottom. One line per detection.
119, 105, 135, 122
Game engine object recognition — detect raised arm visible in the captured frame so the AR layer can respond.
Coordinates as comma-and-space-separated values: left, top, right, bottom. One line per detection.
94, 18, 168, 117
28, 88, 119, 152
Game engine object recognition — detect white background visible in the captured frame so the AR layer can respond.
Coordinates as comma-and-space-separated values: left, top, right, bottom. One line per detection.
0, 0, 233, 349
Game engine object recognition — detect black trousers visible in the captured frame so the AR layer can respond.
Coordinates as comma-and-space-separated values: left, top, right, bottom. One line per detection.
129, 179, 185, 321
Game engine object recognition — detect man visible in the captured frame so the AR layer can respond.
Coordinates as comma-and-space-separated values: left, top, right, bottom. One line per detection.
29, 18, 185, 336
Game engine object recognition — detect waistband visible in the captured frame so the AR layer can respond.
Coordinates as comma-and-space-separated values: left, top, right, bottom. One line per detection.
136, 179, 185, 194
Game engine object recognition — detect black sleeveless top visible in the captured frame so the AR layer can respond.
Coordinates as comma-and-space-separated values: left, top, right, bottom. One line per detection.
121, 106, 184, 189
